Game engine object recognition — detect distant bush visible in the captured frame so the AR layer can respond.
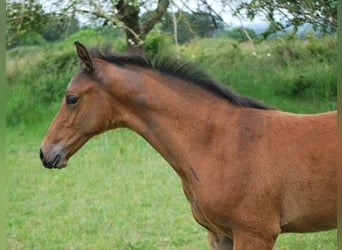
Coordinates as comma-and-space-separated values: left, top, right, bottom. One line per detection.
56, 28, 127, 52
144, 31, 173, 58
7, 48, 77, 126
179, 35, 336, 105
270, 38, 309, 66
6, 45, 42, 58
224, 27, 257, 43
305, 34, 336, 62
275, 66, 336, 99
268, 36, 336, 99
179, 38, 243, 67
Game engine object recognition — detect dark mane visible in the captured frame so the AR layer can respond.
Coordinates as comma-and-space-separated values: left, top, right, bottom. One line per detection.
90, 48, 274, 110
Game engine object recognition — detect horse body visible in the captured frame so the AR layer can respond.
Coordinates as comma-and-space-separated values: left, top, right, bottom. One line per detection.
39, 42, 336, 249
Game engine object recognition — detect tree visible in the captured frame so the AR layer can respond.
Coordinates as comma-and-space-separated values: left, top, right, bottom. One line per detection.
61, 0, 170, 49
6, 1, 80, 47
6, 0, 171, 49
7, 0, 337, 50
42, 14, 79, 42
6, 1, 48, 47
233, 0, 337, 35
158, 11, 225, 44
7, 0, 228, 50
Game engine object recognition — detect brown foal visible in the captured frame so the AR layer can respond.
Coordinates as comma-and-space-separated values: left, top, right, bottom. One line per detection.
40, 42, 336, 249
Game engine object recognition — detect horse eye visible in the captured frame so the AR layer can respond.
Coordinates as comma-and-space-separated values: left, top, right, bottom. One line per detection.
66, 95, 79, 105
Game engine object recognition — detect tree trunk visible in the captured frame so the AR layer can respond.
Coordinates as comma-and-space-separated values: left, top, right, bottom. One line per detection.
115, 0, 142, 49
115, 0, 170, 50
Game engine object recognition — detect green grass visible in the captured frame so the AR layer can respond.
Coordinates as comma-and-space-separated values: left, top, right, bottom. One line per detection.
7, 126, 207, 250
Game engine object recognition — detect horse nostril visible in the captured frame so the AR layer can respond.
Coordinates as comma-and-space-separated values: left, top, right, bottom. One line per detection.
52, 154, 61, 167
39, 148, 44, 161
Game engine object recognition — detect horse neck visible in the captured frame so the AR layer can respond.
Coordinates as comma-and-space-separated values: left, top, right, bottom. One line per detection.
107, 67, 239, 178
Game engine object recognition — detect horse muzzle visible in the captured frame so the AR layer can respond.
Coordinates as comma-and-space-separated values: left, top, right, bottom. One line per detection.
39, 147, 67, 169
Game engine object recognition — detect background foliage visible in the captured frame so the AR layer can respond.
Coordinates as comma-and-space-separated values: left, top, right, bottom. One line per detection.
6, 31, 336, 127
235, 0, 337, 34
6, 0, 337, 48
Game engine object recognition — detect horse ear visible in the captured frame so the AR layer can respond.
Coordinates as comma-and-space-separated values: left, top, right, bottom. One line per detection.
74, 41, 94, 72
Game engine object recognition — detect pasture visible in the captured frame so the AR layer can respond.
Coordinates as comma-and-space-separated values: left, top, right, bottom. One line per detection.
6, 33, 337, 249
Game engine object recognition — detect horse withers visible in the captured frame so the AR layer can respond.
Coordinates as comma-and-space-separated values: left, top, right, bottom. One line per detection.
40, 42, 336, 249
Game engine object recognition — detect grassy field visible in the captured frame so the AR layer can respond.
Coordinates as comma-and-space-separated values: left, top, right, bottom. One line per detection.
6, 33, 337, 249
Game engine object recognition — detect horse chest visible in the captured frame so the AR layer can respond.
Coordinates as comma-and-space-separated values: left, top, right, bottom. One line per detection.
181, 180, 230, 234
